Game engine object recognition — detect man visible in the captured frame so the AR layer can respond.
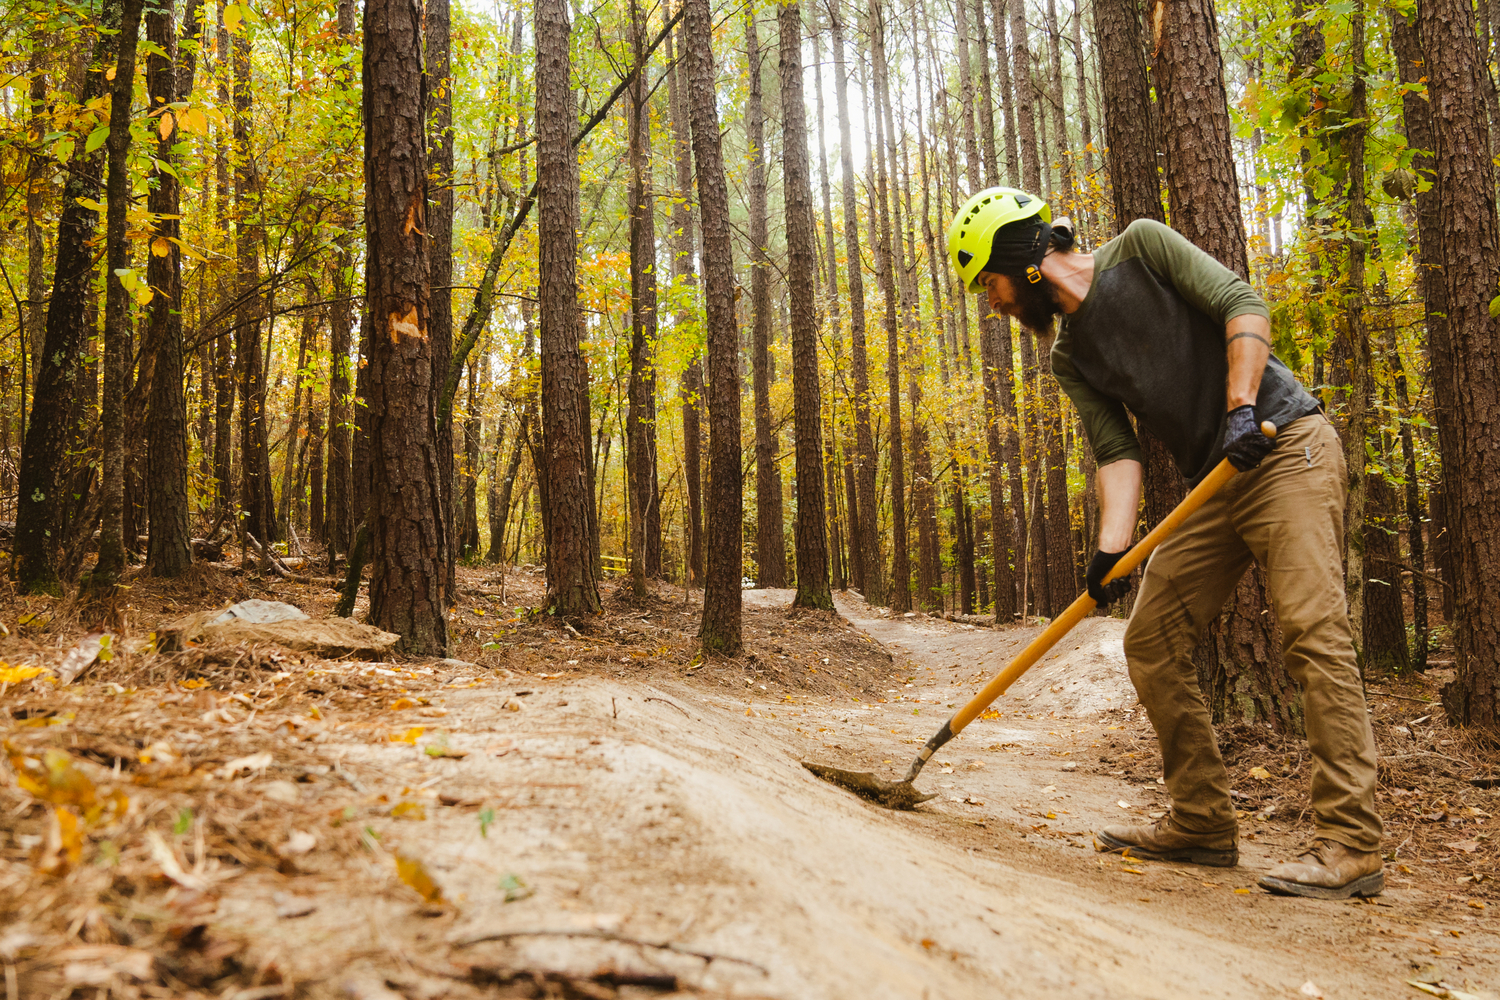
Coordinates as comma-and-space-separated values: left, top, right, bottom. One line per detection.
947, 188, 1383, 900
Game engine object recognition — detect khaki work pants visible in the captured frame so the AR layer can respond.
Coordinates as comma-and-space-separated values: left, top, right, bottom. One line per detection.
1123, 414, 1383, 852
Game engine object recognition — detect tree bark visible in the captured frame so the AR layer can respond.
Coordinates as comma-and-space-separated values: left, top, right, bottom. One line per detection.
234, 31, 274, 547
1363, 467, 1409, 674
871, 1, 911, 612
14, 2, 119, 593
535, 0, 601, 618
684, 0, 743, 652
747, 10, 788, 590
364, 0, 449, 653
1390, 5, 1442, 664
1418, 0, 1500, 726
325, 0, 359, 559
1150, 0, 1296, 731
428, 0, 457, 597
93, 0, 146, 590
666, 13, 705, 587
831, 1, 881, 604
627, 0, 660, 597
811, 25, 847, 592
780, 1, 832, 610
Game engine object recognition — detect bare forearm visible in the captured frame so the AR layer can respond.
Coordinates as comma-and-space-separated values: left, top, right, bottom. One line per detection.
1226, 313, 1271, 409
1096, 458, 1142, 552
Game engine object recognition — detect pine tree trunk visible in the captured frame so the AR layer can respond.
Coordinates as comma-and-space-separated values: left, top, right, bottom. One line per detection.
461, 359, 482, 555
1418, 0, 1500, 727
666, 16, 705, 587
831, 1, 881, 604
93, 0, 146, 590
780, 2, 833, 610
277, 301, 313, 533
535, 0, 601, 618
325, 0, 358, 558
1151, 0, 1296, 731
747, 11, 788, 589
811, 25, 847, 592
364, 0, 448, 653
234, 32, 275, 547
1390, 6, 1443, 665
143, 0, 199, 577
428, 0, 456, 596
685, 0, 743, 651
871, 2, 911, 612
1363, 467, 1409, 675
14, 2, 119, 594
309, 405, 324, 541
627, 0, 659, 598
989, 0, 1020, 186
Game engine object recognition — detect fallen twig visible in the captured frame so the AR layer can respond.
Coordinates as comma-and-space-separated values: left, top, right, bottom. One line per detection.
643, 696, 690, 716
1366, 688, 1433, 705
450, 928, 767, 973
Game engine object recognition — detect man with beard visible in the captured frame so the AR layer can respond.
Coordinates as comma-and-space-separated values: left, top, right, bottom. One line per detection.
946, 188, 1383, 900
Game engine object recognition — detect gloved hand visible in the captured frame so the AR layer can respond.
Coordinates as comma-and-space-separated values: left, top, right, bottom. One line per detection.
1224, 404, 1275, 471
1086, 549, 1131, 608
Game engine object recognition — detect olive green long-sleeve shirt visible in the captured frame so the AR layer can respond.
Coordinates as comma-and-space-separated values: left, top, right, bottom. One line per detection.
1052, 219, 1320, 485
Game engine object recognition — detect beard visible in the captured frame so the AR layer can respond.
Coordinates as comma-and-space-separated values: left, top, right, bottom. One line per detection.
1011, 274, 1064, 335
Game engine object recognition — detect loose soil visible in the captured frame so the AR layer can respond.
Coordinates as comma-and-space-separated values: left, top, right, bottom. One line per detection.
1, 566, 1496, 999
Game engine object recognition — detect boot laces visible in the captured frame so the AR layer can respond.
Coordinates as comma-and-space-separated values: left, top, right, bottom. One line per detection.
1296, 839, 1337, 869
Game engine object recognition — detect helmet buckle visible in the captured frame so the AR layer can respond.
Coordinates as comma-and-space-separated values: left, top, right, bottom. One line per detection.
1026, 267, 1042, 284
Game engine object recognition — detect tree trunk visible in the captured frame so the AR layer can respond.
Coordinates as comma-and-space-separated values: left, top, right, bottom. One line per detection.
309, 405, 325, 541
831, 1, 881, 604
1418, 0, 1500, 727
93, 0, 146, 590
324, 0, 359, 558
144, 0, 197, 578
278, 298, 313, 534
1150, 0, 1296, 731
14, 2, 119, 593
684, 0, 743, 652
627, 0, 659, 598
666, 14, 705, 587
780, 2, 832, 610
747, 10, 788, 590
234, 32, 275, 547
363, 0, 449, 653
428, 0, 456, 596
871, 1, 911, 612
811, 25, 847, 593
1334, 0, 1374, 661
1363, 467, 1409, 675
536, 0, 601, 619
461, 359, 482, 556
1390, 5, 1443, 666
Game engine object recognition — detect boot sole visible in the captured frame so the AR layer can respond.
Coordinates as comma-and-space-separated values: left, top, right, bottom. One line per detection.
1094, 831, 1238, 868
1257, 870, 1384, 900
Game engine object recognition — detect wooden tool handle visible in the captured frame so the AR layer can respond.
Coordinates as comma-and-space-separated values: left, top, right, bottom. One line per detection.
947, 420, 1276, 736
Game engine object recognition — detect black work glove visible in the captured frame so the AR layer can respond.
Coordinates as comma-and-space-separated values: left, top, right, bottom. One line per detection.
1086, 550, 1131, 608
1223, 404, 1275, 471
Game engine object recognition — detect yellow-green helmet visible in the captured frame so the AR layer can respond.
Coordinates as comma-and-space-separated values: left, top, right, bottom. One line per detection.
947, 187, 1050, 292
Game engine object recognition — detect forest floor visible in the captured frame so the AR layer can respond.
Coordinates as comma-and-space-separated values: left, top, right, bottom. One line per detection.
1, 561, 1498, 999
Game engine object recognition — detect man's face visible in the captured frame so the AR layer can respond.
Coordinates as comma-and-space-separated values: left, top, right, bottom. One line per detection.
977, 270, 1061, 335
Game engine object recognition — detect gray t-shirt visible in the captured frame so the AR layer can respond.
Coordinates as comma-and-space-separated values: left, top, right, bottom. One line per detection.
1052, 219, 1320, 484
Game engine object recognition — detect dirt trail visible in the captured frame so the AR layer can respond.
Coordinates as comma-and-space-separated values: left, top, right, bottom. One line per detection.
5, 580, 1496, 998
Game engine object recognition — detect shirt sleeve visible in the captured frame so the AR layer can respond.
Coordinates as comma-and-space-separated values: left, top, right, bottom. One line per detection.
1119, 218, 1269, 324
1051, 343, 1143, 468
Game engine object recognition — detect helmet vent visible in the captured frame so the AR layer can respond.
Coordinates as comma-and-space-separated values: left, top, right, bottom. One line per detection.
956, 250, 973, 267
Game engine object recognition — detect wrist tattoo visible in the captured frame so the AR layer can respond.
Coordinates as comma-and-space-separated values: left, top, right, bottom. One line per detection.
1227, 330, 1272, 349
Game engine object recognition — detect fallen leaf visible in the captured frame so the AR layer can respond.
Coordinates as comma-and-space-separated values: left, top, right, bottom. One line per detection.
37, 805, 85, 875
424, 745, 468, 759
1117, 800, 1131, 809
390, 727, 424, 744
8, 745, 97, 809
1467, 899, 1486, 910
388, 697, 416, 711
1248, 766, 1272, 781
1121, 867, 1145, 875
1233, 888, 1250, 894
1298, 982, 1323, 999
390, 801, 426, 821
499, 872, 533, 902
395, 853, 444, 903
0, 664, 48, 684
278, 831, 317, 857
1446, 840, 1481, 854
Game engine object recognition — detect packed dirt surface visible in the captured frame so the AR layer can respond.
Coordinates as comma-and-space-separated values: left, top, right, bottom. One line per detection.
2, 569, 1498, 998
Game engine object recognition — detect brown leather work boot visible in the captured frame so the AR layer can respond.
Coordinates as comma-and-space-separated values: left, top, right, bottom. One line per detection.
1258, 839, 1384, 899
1094, 813, 1238, 867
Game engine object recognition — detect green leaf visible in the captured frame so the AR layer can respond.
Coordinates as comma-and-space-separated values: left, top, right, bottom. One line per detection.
1489, 295, 1500, 320
173, 807, 193, 835
85, 124, 109, 154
